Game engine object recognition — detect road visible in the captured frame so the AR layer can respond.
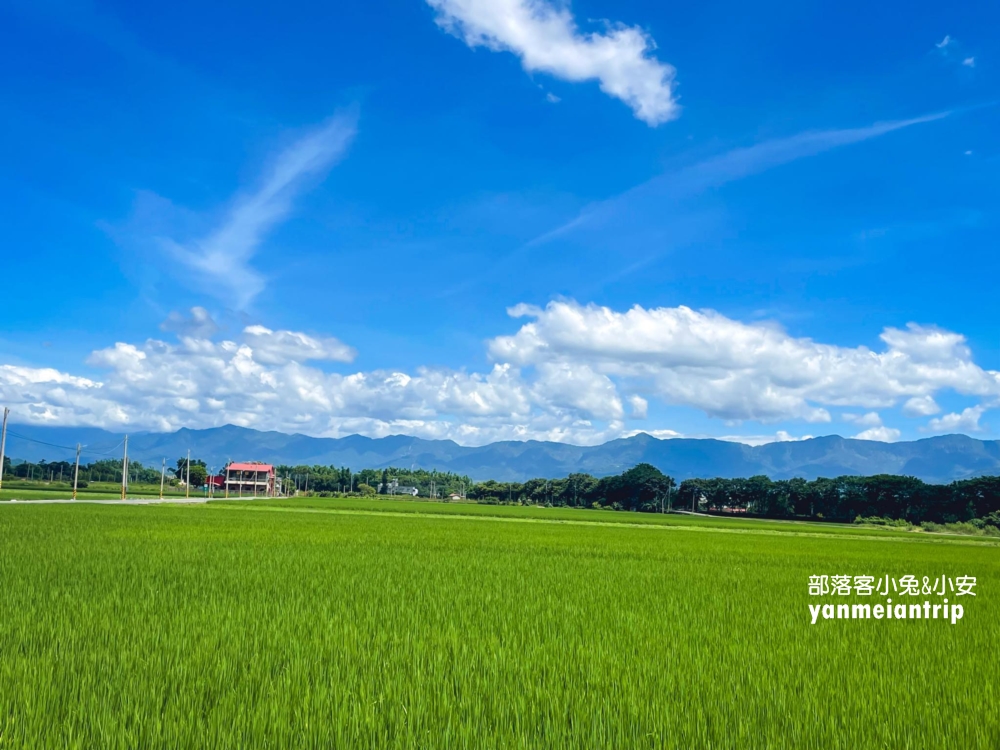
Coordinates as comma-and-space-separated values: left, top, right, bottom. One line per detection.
2, 497, 211, 505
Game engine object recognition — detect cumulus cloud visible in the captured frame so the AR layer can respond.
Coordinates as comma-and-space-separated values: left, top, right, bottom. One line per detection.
719, 431, 815, 446
903, 395, 941, 417
628, 394, 648, 418
843, 411, 883, 427
853, 426, 901, 442
841, 411, 900, 441
2, 300, 998, 445
427, 0, 678, 125
160, 307, 220, 338
153, 112, 357, 308
0, 331, 625, 445
926, 406, 986, 433
488, 301, 1000, 423
241, 325, 356, 365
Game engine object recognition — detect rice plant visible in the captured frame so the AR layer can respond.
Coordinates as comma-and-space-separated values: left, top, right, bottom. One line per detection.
0, 502, 996, 748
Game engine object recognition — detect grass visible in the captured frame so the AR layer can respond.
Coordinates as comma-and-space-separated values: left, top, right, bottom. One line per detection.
213, 495, 1000, 542
1, 500, 998, 748
0, 482, 194, 501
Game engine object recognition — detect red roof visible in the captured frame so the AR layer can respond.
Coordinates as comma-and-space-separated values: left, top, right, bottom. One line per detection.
227, 462, 274, 472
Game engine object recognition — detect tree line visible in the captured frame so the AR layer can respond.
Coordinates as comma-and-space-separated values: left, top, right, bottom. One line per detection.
7, 452, 1000, 526
273, 465, 474, 497
468, 469, 1000, 525
675, 474, 1000, 524
467, 463, 676, 511
3, 456, 207, 487
3, 457, 162, 485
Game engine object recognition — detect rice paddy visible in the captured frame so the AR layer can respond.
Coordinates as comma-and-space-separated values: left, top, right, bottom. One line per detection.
1, 498, 997, 748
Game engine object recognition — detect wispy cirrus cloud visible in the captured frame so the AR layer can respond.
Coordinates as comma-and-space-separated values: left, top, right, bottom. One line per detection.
151, 111, 358, 309
427, 0, 678, 125
529, 110, 951, 247
934, 35, 978, 71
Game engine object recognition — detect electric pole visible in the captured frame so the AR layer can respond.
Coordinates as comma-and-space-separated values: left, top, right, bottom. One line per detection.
120, 435, 129, 501
0, 406, 8, 491
160, 458, 165, 500
185, 449, 190, 499
72, 443, 81, 501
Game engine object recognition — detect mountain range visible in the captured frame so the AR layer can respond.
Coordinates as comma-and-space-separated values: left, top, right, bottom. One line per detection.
4, 423, 1000, 484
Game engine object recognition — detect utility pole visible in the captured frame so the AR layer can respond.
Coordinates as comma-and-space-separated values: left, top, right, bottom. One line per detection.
160, 458, 166, 500
185, 449, 190, 500
120, 435, 129, 501
0, 406, 8, 491
72, 444, 81, 501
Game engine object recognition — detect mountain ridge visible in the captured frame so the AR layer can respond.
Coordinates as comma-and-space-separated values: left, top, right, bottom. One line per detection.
4, 424, 999, 484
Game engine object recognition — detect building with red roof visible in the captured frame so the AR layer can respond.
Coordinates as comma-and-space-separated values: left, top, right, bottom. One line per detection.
224, 461, 280, 497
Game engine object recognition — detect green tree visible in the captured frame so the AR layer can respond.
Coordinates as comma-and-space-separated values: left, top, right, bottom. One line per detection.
187, 464, 208, 487
174, 457, 208, 487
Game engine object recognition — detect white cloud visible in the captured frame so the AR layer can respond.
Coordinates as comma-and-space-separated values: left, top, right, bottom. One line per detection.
774, 430, 813, 443
160, 307, 220, 338
488, 301, 1000, 423
843, 411, 882, 427
853, 426, 901, 442
841, 410, 901, 441
623, 428, 681, 440
155, 112, 357, 308
903, 395, 940, 417
0, 331, 625, 445
427, 0, 678, 125
934, 35, 977, 70
628, 394, 648, 418
2, 300, 998, 446
545, 92, 561, 103
241, 325, 356, 365
926, 406, 986, 433
715, 431, 814, 446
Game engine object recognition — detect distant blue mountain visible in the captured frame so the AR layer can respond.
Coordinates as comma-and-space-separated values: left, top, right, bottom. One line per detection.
4, 424, 1000, 484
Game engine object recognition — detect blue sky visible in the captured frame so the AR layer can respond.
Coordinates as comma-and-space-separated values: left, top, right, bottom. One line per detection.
0, 0, 998, 445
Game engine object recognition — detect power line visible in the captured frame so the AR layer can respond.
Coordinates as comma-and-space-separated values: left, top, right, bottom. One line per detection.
5, 431, 79, 452
4, 430, 125, 458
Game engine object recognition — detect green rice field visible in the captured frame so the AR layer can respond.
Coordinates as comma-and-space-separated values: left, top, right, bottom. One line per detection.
1, 497, 997, 748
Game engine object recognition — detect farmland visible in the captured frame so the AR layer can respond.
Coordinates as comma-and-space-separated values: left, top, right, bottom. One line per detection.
1, 498, 998, 748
